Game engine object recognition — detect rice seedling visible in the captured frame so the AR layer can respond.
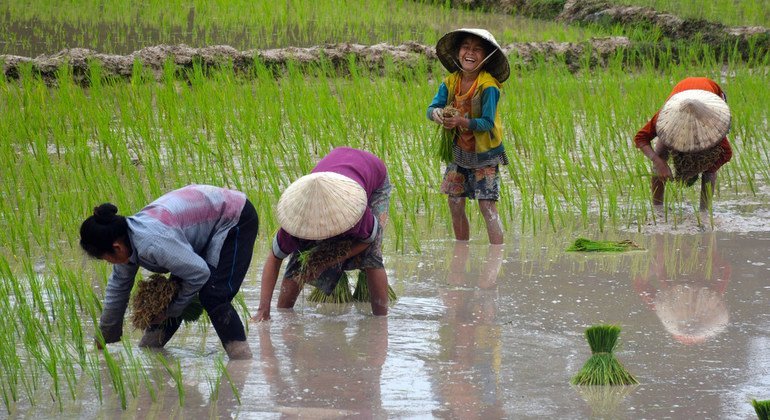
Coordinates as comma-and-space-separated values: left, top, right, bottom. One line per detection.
156, 353, 185, 407
215, 355, 241, 405
131, 274, 203, 330
307, 271, 354, 304
0, 0, 767, 413
571, 325, 639, 386
351, 270, 398, 302
752, 399, 770, 420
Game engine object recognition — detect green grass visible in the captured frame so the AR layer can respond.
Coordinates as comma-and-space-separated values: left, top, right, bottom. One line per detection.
608, 0, 770, 27
0, 0, 608, 56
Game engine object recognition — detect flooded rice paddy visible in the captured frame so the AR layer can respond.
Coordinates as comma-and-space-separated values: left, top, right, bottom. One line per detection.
11, 215, 769, 419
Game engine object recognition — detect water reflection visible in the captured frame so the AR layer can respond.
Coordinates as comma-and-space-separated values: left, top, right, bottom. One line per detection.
432, 243, 505, 419
258, 317, 388, 418
111, 355, 251, 418
633, 234, 732, 345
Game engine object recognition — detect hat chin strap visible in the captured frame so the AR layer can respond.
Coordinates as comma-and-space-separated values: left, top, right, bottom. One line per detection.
452, 50, 496, 75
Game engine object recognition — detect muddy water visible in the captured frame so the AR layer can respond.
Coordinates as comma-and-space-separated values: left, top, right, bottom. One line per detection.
23, 223, 769, 419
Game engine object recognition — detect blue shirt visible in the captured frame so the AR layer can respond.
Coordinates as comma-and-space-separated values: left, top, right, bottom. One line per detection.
99, 185, 246, 340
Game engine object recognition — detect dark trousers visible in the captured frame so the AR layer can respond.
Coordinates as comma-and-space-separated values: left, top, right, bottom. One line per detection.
149, 200, 258, 346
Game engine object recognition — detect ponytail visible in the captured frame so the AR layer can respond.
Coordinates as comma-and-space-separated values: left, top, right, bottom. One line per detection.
79, 203, 129, 258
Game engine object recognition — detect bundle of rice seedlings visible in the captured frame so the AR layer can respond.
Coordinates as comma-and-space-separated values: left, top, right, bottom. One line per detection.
752, 399, 770, 420
351, 270, 397, 302
307, 271, 353, 303
131, 274, 204, 330
567, 238, 643, 252
671, 144, 725, 186
295, 240, 352, 288
571, 324, 638, 386
433, 106, 460, 163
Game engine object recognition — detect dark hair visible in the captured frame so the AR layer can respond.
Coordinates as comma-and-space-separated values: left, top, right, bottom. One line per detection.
454, 33, 492, 56
79, 203, 129, 258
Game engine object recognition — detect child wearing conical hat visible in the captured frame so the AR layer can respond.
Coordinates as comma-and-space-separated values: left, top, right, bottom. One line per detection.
254, 147, 392, 321
427, 28, 510, 245
634, 77, 733, 211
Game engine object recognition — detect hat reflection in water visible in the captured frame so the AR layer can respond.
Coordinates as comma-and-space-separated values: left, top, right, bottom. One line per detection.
654, 284, 728, 345
633, 234, 731, 345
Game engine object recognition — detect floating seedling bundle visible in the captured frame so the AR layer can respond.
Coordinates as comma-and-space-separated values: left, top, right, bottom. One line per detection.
571, 324, 638, 386
567, 238, 643, 252
131, 274, 203, 330
753, 399, 770, 420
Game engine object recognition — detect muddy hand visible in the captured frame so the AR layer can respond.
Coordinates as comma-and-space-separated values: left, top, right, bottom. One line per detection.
431, 108, 444, 125
252, 307, 270, 322
653, 160, 673, 181
442, 115, 465, 130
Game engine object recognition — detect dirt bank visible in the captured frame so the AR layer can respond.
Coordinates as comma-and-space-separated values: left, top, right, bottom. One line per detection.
2, 0, 767, 83
558, 0, 769, 45
451, 0, 769, 57
0, 37, 632, 83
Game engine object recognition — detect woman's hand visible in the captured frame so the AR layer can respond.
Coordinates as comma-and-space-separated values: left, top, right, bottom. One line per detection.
252, 307, 271, 322
431, 108, 444, 125
442, 115, 468, 130
652, 158, 673, 181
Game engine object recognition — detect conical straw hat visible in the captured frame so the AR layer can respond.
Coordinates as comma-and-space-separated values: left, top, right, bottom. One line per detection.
655, 89, 731, 152
277, 172, 367, 240
435, 28, 510, 83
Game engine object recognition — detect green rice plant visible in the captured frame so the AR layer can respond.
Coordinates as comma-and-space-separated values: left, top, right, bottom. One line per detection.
216, 355, 241, 405
351, 270, 398, 302
101, 346, 127, 410
307, 272, 353, 304
567, 238, 644, 252
571, 325, 638, 386
156, 354, 185, 407
752, 399, 770, 420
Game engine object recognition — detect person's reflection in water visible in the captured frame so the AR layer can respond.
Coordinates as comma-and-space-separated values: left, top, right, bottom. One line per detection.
434, 243, 505, 419
258, 316, 388, 418
633, 234, 731, 345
